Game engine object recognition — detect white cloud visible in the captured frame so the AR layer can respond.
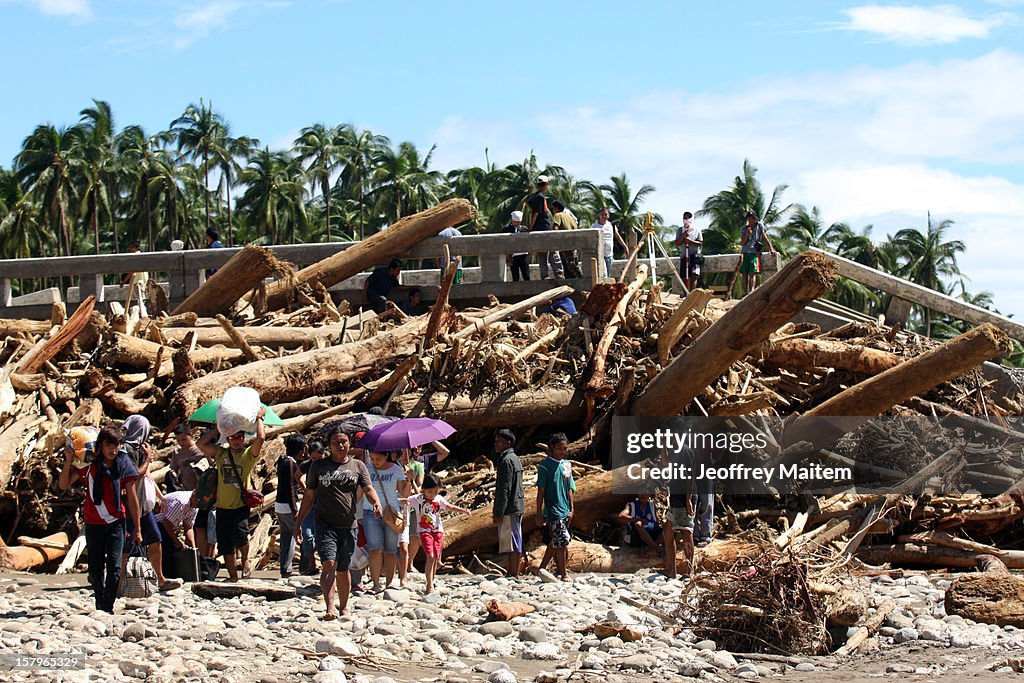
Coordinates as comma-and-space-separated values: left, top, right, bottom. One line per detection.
428, 49, 1024, 317
839, 4, 1012, 45
6, 0, 92, 19
171, 1, 288, 49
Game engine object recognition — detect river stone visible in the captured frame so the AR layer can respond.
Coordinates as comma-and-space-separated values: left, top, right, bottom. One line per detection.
319, 656, 346, 672
479, 622, 514, 638
221, 627, 256, 649
523, 643, 563, 660
313, 673, 347, 683
487, 671, 518, 683
121, 623, 147, 643
518, 627, 547, 643
315, 636, 362, 657
474, 661, 509, 674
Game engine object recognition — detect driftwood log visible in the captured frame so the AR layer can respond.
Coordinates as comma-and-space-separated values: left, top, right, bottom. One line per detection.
261, 199, 477, 311
632, 252, 835, 416
173, 244, 291, 317
392, 388, 586, 431
0, 532, 69, 571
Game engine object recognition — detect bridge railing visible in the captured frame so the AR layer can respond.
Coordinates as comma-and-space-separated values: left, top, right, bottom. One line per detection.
0, 229, 780, 319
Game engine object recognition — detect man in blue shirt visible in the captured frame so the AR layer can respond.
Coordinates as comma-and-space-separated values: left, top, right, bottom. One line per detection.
535, 432, 574, 581
364, 259, 402, 314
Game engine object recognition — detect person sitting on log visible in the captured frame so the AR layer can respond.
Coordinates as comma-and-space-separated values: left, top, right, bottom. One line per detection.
535, 433, 576, 581
294, 428, 382, 620
197, 407, 266, 582
58, 425, 142, 613
492, 430, 525, 578
364, 258, 403, 315
619, 492, 662, 552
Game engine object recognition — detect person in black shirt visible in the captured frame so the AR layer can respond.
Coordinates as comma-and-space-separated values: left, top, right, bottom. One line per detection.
276, 434, 307, 577
364, 258, 402, 314
527, 176, 564, 280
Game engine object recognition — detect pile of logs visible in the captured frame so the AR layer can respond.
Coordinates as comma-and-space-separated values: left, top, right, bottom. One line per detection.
1, 200, 1022, 591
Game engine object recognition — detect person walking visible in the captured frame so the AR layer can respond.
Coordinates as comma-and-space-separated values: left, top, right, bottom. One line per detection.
197, 408, 266, 582
59, 426, 142, 613
276, 434, 307, 578
402, 474, 470, 594
294, 429, 383, 620
298, 439, 325, 574
362, 450, 407, 592
535, 433, 575, 581
397, 448, 424, 587
167, 424, 204, 493
492, 430, 524, 577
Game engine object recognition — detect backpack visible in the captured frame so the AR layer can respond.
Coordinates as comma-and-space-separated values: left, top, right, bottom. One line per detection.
193, 468, 218, 511
121, 556, 158, 599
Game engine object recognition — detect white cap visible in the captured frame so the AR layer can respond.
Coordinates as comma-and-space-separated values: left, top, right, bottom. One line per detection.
536, 175, 549, 184
511, 211, 523, 221
170, 240, 184, 251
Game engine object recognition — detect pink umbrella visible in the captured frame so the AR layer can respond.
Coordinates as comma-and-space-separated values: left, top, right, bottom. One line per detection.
358, 418, 456, 452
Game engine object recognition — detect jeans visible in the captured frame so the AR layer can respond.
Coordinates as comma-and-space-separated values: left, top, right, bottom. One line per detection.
538, 250, 564, 280
604, 255, 614, 279
692, 492, 715, 543
299, 514, 317, 572
85, 520, 125, 613
277, 511, 297, 575
362, 513, 399, 553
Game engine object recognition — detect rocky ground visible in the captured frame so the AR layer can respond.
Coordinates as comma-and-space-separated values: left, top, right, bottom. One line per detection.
1, 569, 1022, 683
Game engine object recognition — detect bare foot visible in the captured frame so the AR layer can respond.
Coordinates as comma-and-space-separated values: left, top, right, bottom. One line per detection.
322, 612, 338, 621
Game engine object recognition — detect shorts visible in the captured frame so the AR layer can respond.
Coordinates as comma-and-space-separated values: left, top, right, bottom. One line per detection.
546, 517, 571, 549
194, 509, 210, 530
627, 523, 662, 547
741, 252, 761, 274
126, 511, 162, 548
316, 524, 358, 569
362, 513, 399, 554
215, 506, 251, 555
669, 509, 695, 533
497, 514, 523, 555
420, 531, 444, 557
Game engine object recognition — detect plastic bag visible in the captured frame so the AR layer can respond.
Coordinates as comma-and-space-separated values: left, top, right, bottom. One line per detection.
216, 387, 261, 440
350, 544, 369, 571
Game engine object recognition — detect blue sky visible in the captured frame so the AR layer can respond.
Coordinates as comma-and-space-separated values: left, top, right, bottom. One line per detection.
2, 0, 1023, 316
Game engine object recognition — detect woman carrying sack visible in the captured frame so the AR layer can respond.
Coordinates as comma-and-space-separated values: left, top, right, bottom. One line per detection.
363, 451, 408, 592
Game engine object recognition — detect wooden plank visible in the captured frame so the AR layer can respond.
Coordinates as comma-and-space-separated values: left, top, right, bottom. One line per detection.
810, 247, 1024, 342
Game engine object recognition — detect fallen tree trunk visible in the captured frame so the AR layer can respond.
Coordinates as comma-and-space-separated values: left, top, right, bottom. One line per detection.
160, 325, 346, 349
99, 333, 244, 372
0, 319, 52, 338
444, 468, 629, 556
524, 537, 763, 574
262, 199, 477, 311
657, 288, 715, 365
0, 532, 69, 571
632, 252, 836, 417
858, 543, 1024, 569
170, 316, 428, 419
15, 296, 95, 374
173, 244, 290, 317
392, 387, 586, 431
755, 337, 902, 375
192, 580, 295, 601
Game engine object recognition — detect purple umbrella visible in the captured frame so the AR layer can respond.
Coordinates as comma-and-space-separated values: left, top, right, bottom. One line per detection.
358, 418, 456, 452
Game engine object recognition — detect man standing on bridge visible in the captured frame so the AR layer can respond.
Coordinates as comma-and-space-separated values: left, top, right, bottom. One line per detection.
528, 176, 564, 281
740, 210, 776, 295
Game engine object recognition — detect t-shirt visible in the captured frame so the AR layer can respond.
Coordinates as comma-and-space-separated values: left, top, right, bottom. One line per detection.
366, 266, 399, 300
527, 192, 552, 231
593, 220, 617, 259
625, 499, 659, 541
214, 446, 257, 510
676, 224, 703, 256
364, 462, 406, 511
438, 227, 462, 238
553, 212, 578, 231
275, 455, 301, 514
170, 445, 204, 491
408, 493, 451, 534
551, 295, 577, 316
308, 457, 371, 529
741, 222, 766, 254
507, 223, 529, 257
76, 454, 139, 526
536, 457, 575, 522
403, 460, 425, 488
415, 450, 444, 475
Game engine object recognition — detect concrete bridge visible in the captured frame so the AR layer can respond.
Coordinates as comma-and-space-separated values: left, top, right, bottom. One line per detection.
0, 229, 780, 320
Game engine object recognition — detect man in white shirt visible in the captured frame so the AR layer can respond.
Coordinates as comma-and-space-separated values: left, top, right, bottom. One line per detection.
674, 211, 703, 291
592, 209, 627, 279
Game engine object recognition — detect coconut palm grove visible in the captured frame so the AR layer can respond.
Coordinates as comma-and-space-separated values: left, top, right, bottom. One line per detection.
0, 99, 1019, 365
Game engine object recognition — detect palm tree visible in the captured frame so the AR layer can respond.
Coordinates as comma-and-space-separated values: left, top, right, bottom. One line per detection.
599, 173, 657, 255
14, 124, 86, 256
338, 125, 390, 240
484, 154, 566, 232
367, 142, 446, 228
295, 124, 343, 241
236, 148, 307, 245
698, 159, 792, 255
888, 213, 966, 336
170, 101, 225, 236
778, 205, 849, 256
213, 127, 257, 247
78, 100, 121, 254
